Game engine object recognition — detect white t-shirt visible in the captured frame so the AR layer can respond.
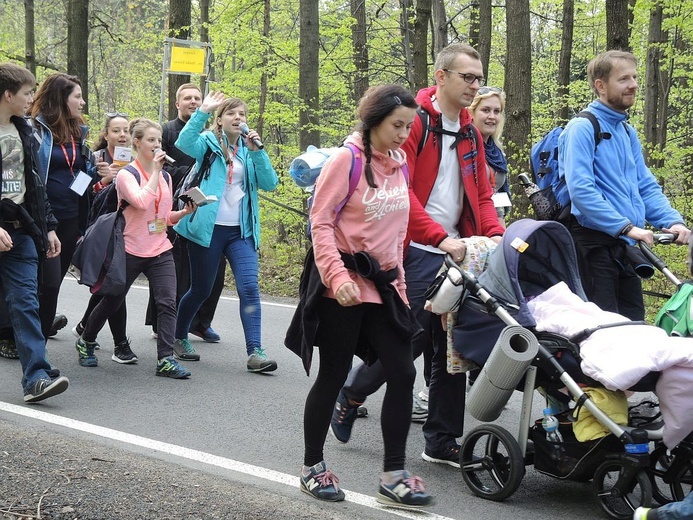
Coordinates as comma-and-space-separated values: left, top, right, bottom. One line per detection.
411, 101, 465, 254
215, 153, 245, 226
0, 123, 27, 205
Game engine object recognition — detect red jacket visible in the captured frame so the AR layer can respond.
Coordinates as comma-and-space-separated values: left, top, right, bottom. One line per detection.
402, 85, 505, 248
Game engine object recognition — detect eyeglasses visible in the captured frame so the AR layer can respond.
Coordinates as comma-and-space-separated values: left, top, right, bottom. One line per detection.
105, 111, 129, 119
442, 69, 486, 87
478, 86, 503, 95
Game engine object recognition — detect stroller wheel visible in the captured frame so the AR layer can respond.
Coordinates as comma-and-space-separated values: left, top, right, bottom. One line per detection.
648, 443, 693, 505
592, 460, 652, 519
460, 424, 525, 501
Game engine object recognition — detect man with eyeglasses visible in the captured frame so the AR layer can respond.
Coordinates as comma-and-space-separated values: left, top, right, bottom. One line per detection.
330, 43, 504, 469
145, 82, 226, 350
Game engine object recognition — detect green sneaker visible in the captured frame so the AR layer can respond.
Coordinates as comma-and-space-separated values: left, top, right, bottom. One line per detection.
156, 356, 191, 379
75, 337, 99, 367
172, 338, 200, 361
247, 348, 277, 373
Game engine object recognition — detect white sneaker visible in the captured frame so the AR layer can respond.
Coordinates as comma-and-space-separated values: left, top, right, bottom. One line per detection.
151, 331, 158, 339
418, 386, 429, 402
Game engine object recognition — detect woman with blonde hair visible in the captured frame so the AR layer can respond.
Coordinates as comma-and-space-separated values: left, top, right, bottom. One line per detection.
468, 86, 510, 224
75, 118, 195, 378
173, 93, 279, 371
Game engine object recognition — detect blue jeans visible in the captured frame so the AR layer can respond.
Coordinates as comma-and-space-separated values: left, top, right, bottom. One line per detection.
176, 225, 261, 354
0, 230, 57, 392
657, 490, 693, 519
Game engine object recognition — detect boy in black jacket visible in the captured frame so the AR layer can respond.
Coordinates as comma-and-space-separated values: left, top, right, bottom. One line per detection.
0, 62, 68, 402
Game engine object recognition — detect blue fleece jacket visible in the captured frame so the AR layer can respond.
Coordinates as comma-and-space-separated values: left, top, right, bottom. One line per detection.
173, 109, 278, 250
558, 100, 683, 239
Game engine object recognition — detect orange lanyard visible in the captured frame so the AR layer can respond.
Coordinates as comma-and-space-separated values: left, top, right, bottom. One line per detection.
134, 159, 163, 216
60, 138, 77, 176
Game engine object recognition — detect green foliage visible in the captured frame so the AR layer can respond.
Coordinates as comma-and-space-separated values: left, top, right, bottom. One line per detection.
3, 0, 693, 305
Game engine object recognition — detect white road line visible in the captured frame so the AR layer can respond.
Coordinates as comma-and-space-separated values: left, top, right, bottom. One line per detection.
0, 402, 454, 520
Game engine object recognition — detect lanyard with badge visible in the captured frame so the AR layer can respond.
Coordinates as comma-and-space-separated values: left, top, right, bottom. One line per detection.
134, 159, 167, 234
64, 138, 91, 196
226, 142, 245, 206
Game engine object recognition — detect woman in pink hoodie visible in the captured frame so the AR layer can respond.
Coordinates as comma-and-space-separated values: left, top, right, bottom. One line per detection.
299, 84, 434, 510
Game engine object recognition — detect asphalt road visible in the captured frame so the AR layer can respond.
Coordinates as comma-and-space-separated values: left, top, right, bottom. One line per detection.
0, 277, 619, 519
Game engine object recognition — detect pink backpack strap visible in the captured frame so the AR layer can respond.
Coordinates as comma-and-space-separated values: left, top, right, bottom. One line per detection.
333, 143, 363, 223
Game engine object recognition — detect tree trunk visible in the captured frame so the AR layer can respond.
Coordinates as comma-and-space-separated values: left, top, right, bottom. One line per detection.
431, 0, 447, 57
504, 0, 531, 180
556, 0, 574, 125
257, 0, 271, 135
168, 0, 192, 120
351, 0, 368, 103
476, 0, 492, 78
644, 2, 664, 165
299, 0, 320, 149
606, 0, 630, 51
67, 0, 89, 112
412, 0, 430, 91
24, 0, 35, 76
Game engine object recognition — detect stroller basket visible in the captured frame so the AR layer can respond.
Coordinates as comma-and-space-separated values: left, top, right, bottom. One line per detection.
530, 416, 624, 481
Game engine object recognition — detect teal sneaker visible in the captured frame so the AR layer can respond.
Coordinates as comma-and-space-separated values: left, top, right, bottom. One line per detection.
247, 348, 277, 373
156, 356, 191, 379
172, 338, 200, 361
75, 337, 98, 367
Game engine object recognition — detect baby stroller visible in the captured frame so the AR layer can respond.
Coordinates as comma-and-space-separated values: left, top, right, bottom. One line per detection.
447, 219, 693, 519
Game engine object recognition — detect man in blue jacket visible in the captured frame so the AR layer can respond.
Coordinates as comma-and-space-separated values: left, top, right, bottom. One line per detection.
559, 50, 690, 321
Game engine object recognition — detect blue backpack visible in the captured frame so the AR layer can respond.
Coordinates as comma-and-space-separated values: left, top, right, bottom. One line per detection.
529, 111, 602, 220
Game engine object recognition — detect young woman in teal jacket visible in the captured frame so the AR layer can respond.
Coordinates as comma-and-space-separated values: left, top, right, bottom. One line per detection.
173, 92, 279, 371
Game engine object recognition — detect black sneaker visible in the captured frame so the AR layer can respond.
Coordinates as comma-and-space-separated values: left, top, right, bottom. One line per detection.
112, 339, 138, 364
421, 443, 461, 468
377, 471, 434, 510
0, 339, 19, 360
299, 461, 345, 502
330, 390, 362, 443
49, 314, 68, 338
24, 376, 69, 403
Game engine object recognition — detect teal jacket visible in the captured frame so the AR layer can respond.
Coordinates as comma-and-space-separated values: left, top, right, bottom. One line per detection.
173, 109, 278, 250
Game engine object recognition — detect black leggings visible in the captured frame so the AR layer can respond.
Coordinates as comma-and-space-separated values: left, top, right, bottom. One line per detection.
303, 298, 416, 472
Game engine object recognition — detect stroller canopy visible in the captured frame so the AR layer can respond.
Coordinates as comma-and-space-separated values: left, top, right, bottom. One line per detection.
478, 219, 586, 327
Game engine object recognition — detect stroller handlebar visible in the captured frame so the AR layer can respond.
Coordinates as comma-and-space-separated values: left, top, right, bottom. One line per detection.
652, 232, 678, 245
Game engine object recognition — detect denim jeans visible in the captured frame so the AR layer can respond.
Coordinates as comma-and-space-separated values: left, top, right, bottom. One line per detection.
177, 225, 261, 354
657, 490, 693, 519
0, 230, 57, 392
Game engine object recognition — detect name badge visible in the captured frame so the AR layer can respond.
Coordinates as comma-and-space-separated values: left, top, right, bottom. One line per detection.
69, 170, 91, 196
148, 218, 167, 234
492, 192, 512, 208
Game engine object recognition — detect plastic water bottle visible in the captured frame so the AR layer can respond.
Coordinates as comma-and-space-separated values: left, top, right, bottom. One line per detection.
541, 408, 564, 443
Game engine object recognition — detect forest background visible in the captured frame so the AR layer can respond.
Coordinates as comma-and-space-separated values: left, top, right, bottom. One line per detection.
1, 0, 691, 316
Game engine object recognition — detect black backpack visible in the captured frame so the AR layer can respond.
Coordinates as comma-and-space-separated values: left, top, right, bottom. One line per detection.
87, 165, 170, 228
